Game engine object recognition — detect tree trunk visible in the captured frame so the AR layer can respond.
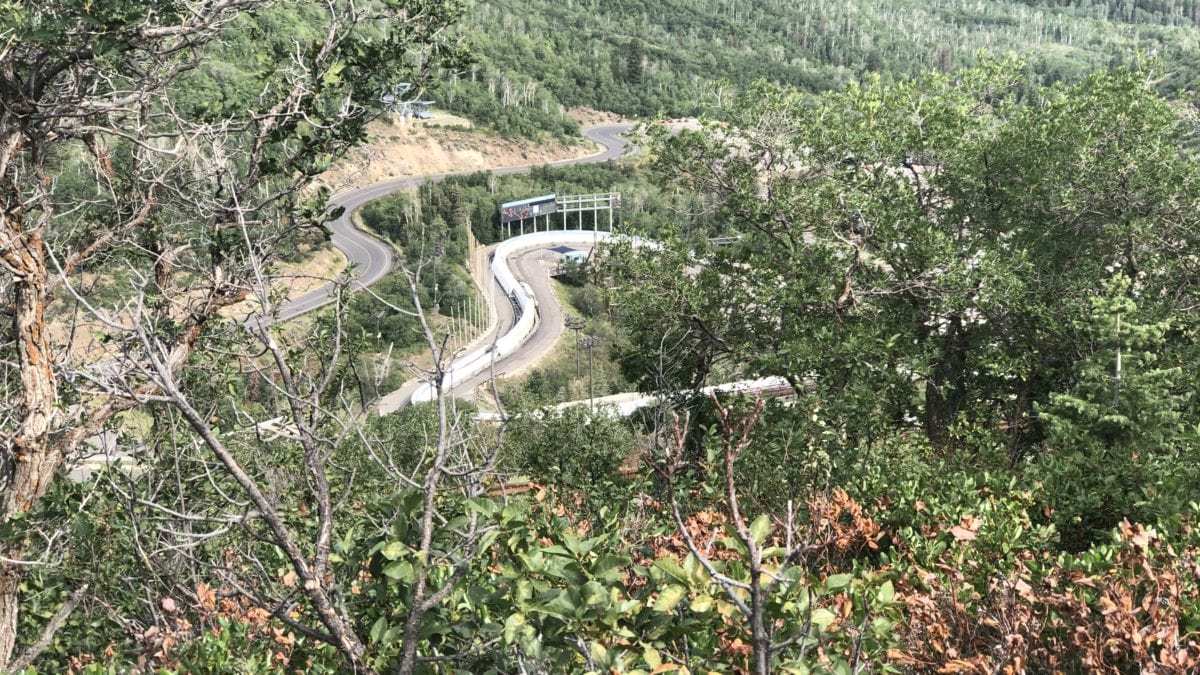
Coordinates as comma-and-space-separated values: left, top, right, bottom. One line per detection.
750, 580, 771, 675
6, 264, 59, 516
0, 217, 60, 668
925, 315, 967, 452
0, 571, 18, 670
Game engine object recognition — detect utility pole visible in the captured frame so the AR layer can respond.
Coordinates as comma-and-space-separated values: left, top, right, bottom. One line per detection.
564, 316, 586, 379
1114, 312, 1123, 406
579, 335, 603, 412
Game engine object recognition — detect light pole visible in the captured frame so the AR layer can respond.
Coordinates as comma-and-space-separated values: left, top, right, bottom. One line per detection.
564, 316, 586, 379
374, 310, 386, 340
579, 335, 603, 412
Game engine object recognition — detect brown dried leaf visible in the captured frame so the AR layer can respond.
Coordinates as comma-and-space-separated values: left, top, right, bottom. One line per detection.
938, 658, 983, 674
1099, 596, 1118, 616
949, 526, 978, 542
195, 582, 216, 611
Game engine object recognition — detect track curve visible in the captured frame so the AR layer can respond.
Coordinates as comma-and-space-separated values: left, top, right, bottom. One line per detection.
408, 230, 658, 405
275, 124, 634, 322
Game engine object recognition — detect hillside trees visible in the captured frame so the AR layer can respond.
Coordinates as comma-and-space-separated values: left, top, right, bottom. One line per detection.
611, 60, 1200, 463
435, 0, 1200, 132
0, 0, 463, 669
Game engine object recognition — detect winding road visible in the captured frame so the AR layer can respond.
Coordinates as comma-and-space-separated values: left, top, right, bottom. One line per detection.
276, 124, 634, 322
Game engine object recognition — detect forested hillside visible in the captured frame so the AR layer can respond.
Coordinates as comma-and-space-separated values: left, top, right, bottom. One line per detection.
10, 1, 1200, 674
437, 0, 1200, 128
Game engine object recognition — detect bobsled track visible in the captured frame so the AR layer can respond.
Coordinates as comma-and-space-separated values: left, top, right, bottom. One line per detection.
275, 124, 635, 322
406, 230, 657, 406
277, 124, 790, 417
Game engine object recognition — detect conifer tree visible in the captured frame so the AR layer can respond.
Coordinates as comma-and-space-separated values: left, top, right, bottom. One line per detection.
626, 37, 645, 84
1039, 274, 1196, 548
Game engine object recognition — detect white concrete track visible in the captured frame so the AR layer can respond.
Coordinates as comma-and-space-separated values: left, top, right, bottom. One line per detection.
399, 231, 790, 415
408, 231, 658, 405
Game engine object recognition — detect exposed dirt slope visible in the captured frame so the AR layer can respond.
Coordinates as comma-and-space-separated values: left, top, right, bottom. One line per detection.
314, 112, 593, 193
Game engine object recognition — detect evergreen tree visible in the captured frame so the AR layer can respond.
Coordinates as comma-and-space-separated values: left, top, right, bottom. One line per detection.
1037, 274, 1196, 549
626, 37, 645, 85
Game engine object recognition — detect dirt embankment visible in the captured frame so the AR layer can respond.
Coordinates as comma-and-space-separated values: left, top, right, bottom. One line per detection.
314, 111, 596, 193
567, 107, 632, 127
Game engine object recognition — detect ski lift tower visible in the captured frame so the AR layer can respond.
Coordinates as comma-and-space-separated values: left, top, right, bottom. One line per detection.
412, 100, 435, 119
380, 82, 429, 120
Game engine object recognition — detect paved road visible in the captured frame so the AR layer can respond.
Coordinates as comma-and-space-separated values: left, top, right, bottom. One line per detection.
275, 124, 634, 322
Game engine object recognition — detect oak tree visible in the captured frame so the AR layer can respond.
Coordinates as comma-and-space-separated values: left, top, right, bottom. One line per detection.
0, 0, 463, 668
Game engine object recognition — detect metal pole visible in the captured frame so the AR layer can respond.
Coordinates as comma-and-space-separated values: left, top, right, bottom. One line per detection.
579, 335, 601, 413
565, 317, 585, 379
588, 344, 595, 412
1114, 313, 1123, 406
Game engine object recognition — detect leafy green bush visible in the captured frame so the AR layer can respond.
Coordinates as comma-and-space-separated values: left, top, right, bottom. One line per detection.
504, 407, 639, 520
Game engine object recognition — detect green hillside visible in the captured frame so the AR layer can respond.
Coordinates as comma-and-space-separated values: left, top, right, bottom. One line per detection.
436, 0, 1200, 131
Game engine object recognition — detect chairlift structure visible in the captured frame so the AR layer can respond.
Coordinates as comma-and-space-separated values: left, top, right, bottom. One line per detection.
380, 82, 434, 120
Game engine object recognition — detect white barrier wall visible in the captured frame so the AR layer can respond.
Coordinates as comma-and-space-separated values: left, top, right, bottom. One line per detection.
410, 230, 652, 404
553, 375, 793, 417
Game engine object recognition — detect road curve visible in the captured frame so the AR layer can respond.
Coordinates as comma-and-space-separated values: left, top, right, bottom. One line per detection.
274, 124, 634, 322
